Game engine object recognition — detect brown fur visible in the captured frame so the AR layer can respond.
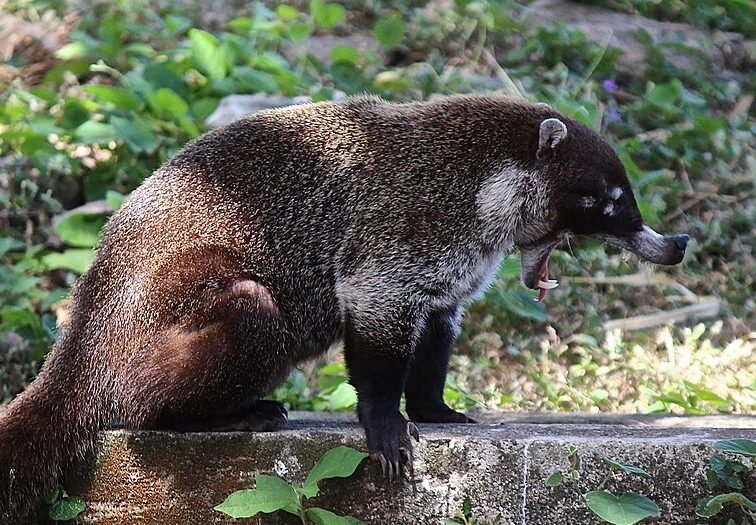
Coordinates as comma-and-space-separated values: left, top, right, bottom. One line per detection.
0, 95, 688, 520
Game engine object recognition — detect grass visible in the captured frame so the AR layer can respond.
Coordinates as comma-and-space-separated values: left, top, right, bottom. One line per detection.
0, 0, 754, 415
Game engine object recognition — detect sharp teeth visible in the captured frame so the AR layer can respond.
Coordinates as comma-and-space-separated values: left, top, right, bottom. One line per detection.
538, 279, 559, 290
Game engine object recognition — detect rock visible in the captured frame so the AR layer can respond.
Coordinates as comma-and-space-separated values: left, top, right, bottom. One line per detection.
66, 412, 756, 524
205, 92, 346, 127
527, 0, 753, 72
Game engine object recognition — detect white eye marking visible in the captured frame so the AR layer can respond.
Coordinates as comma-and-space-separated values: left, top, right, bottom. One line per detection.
604, 202, 615, 215
580, 196, 597, 207
609, 187, 623, 200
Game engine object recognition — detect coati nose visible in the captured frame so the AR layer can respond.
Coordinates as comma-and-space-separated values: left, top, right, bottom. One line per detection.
673, 234, 690, 251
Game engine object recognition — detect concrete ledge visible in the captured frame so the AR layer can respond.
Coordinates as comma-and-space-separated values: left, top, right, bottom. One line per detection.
68, 413, 756, 524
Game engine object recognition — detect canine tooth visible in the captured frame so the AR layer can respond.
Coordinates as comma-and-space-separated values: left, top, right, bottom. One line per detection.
538, 279, 559, 290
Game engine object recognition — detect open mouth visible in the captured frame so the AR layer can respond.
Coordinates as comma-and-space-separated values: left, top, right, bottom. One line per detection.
520, 226, 689, 302
534, 252, 559, 302
519, 237, 562, 302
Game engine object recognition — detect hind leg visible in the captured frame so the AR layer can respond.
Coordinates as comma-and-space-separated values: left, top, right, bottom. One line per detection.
120, 287, 295, 433
156, 400, 288, 432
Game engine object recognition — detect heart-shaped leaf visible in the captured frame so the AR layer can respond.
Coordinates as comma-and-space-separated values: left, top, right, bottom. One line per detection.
601, 455, 651, 478
584, 491, 660, 525
545, 471, 563, 487
696, 492, 756, 518
214, 474, 299, 518
374, 13, 406, 48
310, 0, 345, 28
49, 496, 86, 521
302, 446, 368, 498
42, 249, 94, 274
188, 29, 228, 81
713, 439, 756, 457
307, 507, 365, 525
54, 212, 106, 248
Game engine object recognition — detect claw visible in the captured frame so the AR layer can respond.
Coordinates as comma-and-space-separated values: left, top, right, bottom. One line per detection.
373, 452, 389, 479
407, 421, 420, 442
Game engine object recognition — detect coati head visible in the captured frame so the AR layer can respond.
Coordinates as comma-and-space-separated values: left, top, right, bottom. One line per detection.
515, 113, 690, 301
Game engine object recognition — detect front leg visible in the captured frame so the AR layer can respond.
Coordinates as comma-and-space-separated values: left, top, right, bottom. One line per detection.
405, 306, 476, 423
343, 312, 419, 481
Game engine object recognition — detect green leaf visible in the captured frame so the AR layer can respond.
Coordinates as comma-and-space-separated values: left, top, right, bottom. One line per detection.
601, 456, 651, 478
645, 80, 682, 109
331, 45, 359, 65
713, 439, 756, 457
45, 485, 62, 505
214, 474, 299, 519
141, 63, 186, 95
327, 382, 357, 411
111, 116, 158, 153
584, 491, 660, 525
74, 121, 118, 144
0, 237, 24, 255
501, 290, 547, 322
55, 42, 87, 60
146, 88, 189, 120
84, 85, 142, 111
373, 13, 406, 48
105, 190, 126, 211
709, 455, 744, 490
232, 68, 279, 94
289, 22, 313, 42
545, 471, 563, 487
1, 306, 47, 340
310, 0, 345, 29
276, 5, 300, 20
41, 249, 94, 274
49, 496, 86, 521
303, 446, 368, 498
54, 212, 106, 248
683, 382, 731, 408
188, 29, 228, 81
696, 492, 756, 518
497, 257, 520, 279
462, 495, 472, 518
227, 16, 253, 33
307, 507, 365, 525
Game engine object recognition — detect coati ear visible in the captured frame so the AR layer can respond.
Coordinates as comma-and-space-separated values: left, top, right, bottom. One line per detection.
537, 118, 568, 159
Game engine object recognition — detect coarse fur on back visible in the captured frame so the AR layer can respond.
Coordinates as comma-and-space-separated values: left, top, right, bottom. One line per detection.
0, 94, 689, 521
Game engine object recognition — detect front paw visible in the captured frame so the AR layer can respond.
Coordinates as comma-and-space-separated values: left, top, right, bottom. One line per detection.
407, 403, 476, 424
363, 414, 420, 482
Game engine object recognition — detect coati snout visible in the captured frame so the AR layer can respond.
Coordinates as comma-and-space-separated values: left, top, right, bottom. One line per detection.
517, 115, 689, 300
0, 95, 689, 521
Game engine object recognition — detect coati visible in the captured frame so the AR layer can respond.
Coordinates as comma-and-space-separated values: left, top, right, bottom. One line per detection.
0, 94, 689, 521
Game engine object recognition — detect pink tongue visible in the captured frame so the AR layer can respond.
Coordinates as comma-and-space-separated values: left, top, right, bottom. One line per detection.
534, 266, 549, 303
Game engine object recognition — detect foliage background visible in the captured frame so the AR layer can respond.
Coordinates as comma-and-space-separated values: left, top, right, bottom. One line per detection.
0, 0, 753, 415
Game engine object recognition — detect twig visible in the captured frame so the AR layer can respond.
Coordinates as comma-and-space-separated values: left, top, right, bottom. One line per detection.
562, 271, 696, 298
482, 48, 523, 98
603, 298, 720, 331
727, 94, 753, 122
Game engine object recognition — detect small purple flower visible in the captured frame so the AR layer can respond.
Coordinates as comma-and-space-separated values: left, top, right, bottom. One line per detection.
602, 79, 618, 94
606, 107, 621, 122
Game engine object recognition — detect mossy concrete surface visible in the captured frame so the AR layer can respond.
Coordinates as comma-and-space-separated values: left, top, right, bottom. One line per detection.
67, 413, 756, 525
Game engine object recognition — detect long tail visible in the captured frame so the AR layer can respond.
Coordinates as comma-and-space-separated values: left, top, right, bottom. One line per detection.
0, 331, 108, 523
